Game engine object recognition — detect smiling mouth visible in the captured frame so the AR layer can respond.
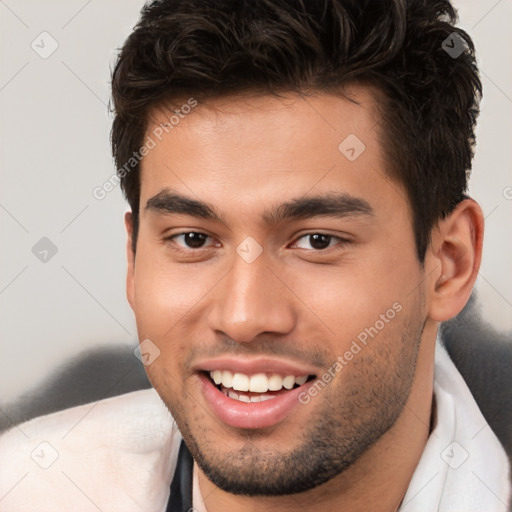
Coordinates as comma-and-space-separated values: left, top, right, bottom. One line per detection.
205, 370, 316, 403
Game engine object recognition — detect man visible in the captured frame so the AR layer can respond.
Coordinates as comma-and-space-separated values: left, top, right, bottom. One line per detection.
0, 0, 510, 510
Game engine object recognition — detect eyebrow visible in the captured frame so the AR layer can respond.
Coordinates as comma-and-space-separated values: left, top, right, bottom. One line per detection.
145, 188, 374, 225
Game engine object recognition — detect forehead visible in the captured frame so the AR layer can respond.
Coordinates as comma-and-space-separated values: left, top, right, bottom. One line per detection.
145, 87, 380, 155
139, 88, 406, 222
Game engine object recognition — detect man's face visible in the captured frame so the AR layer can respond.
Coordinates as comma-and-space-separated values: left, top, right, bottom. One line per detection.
127, 89, 429, 495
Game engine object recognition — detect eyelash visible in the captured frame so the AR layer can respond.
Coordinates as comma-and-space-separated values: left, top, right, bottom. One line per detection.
166, 232, 350, 253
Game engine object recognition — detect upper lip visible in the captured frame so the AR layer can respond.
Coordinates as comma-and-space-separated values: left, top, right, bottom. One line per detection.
193, 357, 319, 377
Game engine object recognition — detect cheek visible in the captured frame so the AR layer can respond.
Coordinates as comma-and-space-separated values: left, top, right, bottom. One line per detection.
285, 253, 419, 344
132, 252, 210, 334
131, 251, 221, 376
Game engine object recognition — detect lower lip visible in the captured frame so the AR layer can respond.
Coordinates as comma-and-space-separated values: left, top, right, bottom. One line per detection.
198, 373, 312, 430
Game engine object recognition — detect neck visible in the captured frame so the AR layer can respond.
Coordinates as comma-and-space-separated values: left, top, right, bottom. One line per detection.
197, 325, 437, 512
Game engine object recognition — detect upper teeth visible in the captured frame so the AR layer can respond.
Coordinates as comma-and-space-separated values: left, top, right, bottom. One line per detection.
209, 371, 308, 393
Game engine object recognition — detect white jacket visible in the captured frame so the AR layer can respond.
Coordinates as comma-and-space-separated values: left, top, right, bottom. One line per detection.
0, 340, 510, 511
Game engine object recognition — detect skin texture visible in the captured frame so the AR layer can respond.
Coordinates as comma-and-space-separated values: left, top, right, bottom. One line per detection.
125, 88, 483, 512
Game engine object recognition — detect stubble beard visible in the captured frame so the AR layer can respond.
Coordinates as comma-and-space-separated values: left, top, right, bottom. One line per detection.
158, 313, 425, 496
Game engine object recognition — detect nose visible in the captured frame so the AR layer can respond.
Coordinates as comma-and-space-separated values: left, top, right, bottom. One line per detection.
207, 252, 296, 343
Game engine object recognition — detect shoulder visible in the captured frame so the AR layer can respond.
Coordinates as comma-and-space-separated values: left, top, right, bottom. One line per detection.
0, 389, 181, 511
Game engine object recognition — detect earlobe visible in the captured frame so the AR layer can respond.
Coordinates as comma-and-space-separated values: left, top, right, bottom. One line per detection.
124, 211, 135, 310
427, 199, 484, 322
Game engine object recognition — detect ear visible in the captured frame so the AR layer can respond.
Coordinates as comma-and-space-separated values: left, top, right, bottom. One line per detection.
125, 211, 136, 311
426, 199, 484, 322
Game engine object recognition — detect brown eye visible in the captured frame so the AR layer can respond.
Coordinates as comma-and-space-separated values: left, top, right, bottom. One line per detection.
171, 232, 211, 249
308, 234, 332, 250
294, 233, 337, 250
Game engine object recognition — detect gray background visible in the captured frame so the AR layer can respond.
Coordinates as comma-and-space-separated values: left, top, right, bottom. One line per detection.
1, 0, 511, 404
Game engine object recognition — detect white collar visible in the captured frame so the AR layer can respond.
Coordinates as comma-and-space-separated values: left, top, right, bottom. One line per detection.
399, 338, 511, 511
